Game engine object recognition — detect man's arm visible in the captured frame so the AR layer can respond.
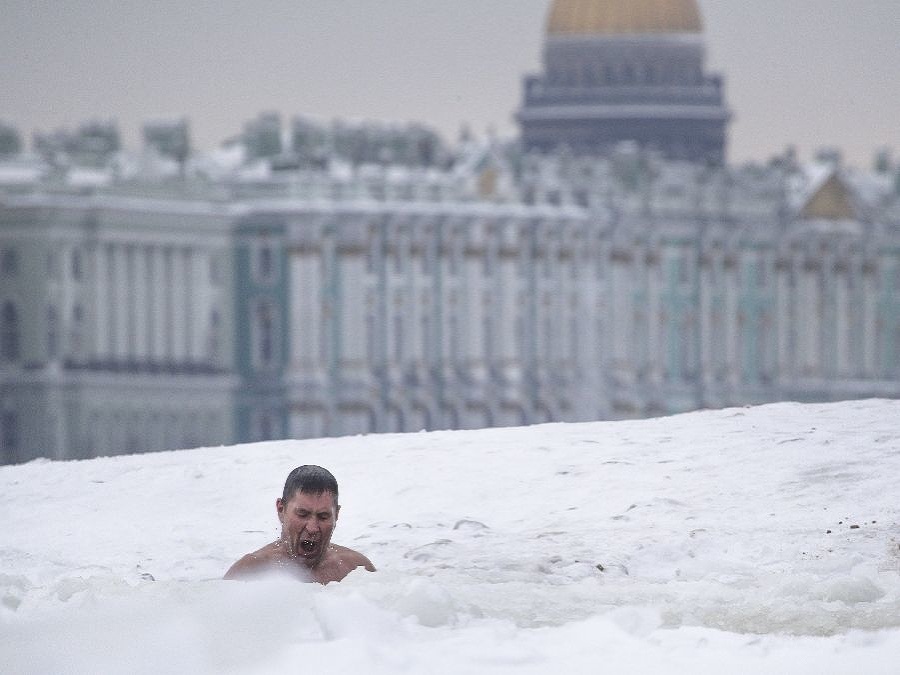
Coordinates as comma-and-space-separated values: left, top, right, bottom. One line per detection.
354, 552, 376, 572
224, 552, 269, 580
334, 546, 376, 573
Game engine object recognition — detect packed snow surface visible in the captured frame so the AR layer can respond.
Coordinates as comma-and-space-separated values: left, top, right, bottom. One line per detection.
2, 400, 900, 673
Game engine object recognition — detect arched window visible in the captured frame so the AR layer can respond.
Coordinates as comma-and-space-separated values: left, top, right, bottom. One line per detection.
254, 301, 277, 367
1, 301, 20, 361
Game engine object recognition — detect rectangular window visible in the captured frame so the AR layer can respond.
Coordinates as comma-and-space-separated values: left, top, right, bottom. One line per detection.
69, 305, 84, 359
209, 254, 223, 286
47, 250, 59, 279
71, 247, 83, 281
422, 313, 431, 363
253, 237, 279, 285
1, 248, 19, 277
258, 246, 274, 281
47, 306, 59, 360
677, 257, 690, 286
516, 313, 526, 361
448, 314, 459, 363
255, 302, 275, 367
394, 315, 404, 363
366, 315, 377, 365
366, 235, 378, 276
756, 261, 767, 288
544, 315, 554, 363
570, 316, 579, 363
1, 301, 20, 361
1, 411, 18, 456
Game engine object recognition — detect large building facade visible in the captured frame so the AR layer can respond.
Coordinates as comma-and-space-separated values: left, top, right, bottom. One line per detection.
0, 191, 236, 462
1, 0, 899, 464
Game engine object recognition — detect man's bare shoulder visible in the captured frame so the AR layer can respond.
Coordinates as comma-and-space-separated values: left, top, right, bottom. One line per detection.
330, 544, 376, 573
223, 542, 281, 580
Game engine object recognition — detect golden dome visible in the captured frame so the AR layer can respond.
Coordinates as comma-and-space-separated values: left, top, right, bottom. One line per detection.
547, 0, 703, 36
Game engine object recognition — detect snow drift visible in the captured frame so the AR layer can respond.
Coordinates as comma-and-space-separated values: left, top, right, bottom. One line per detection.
2, 400, 899, 673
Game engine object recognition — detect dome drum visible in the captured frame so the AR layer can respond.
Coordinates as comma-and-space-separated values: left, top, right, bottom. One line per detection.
544, 36, 705, 89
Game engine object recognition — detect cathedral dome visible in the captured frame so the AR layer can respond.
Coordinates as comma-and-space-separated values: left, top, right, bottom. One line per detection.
547, 0, 703, 36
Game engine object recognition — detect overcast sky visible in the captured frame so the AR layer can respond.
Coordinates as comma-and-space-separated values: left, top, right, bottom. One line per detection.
1, 0, 897, 168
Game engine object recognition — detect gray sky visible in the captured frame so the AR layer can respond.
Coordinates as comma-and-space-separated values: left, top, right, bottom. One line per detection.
1, 0, 897, 168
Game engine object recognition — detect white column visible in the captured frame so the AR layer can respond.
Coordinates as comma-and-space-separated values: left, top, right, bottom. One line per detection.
170, 247, 186, 362
114, 244, 129, 361
125, 246, 136, 360
93, 244, 109, 360
802, 269, 821, 375
775, 262, 792, 378
848, 262, 862, 377
463, 253, 482, 368
611, 259, 632, 372
134, 245, 148, 362
408, 254, 424, 367
498, 252, 516, 367
341, 253, 367, 372
646, 254, 662, 384
292, 251, 323, 371
144, 247, 157, 363
834, 269, 849, 377
151, 246, 167, 362
796, 270, 810, 374
724, 259, 740, 388
162, 247, 174, 362
861, 268, 877, 377
183, 248, 194, 362
698, 258, 714, 386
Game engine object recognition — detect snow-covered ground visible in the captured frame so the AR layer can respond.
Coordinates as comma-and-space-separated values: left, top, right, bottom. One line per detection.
2, 400, 899, 674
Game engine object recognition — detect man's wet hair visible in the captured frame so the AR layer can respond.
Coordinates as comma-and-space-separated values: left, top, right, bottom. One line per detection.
282, 465, 339, 505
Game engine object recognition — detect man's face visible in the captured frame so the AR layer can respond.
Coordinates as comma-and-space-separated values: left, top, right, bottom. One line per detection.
276, 490, 339, 567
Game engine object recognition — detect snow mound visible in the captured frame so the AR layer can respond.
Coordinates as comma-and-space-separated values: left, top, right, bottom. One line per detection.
2, 400, 900, 673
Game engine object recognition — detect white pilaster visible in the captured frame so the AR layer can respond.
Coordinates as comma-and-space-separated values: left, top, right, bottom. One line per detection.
862, 268, 877, 377
183, 248, 194, 362
113, 244, 128, 361
834, 269, 849, 377
93, 244, 109, 359
134, 245, 148, 362
291, 251, 323, 371
170, 247, 186, 362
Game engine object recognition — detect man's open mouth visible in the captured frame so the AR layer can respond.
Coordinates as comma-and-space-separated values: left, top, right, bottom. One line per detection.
300, 539, 317, 554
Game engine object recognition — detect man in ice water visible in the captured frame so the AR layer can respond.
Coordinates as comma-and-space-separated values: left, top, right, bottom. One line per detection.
224, 465, 375, 584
